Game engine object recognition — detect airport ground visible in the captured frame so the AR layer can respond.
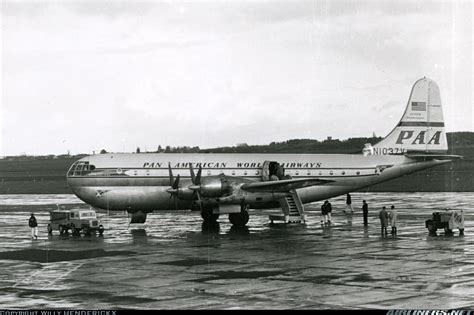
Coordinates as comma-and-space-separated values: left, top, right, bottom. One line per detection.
0, 192, 473, 309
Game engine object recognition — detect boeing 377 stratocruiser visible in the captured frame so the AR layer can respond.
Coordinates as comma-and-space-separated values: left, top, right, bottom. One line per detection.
67, 78, 461, 227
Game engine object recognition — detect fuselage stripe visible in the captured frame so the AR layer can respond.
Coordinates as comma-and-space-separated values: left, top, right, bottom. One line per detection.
397, 121, 445, 127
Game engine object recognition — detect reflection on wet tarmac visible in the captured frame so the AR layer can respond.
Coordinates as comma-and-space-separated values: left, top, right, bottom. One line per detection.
0, 192, 473, 309
201, 222, 221, 234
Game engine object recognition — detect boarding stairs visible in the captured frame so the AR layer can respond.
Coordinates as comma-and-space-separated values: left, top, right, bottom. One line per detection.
269, 189, 306, 224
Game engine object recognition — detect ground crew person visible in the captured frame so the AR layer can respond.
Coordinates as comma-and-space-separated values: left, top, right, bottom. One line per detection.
29, 213, 38, 239
458, 210, 465, 236
326, 200, 332, 224
321, 201, 328, 225
362, 200, 369, 226
389, 205, 398, 236
379, 206, 389, 237
345, 193, 354, 213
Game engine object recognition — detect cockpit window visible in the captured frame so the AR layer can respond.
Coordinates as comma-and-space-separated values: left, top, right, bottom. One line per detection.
67, 161, 95, 176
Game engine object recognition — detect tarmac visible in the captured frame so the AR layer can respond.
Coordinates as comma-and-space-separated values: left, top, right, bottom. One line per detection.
0, 192, 473, 310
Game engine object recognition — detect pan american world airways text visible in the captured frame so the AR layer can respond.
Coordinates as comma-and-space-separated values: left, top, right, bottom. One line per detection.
142, 162, 323, 169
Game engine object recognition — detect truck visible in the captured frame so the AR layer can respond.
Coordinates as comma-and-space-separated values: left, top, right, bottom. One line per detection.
47, 209, 104, 236
425, 210, 465, 236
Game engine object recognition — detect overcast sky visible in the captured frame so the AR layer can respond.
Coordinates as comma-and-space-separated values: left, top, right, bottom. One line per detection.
1, 0, 473, 156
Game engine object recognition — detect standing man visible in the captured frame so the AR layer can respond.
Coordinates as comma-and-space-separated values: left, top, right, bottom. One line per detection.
326, 200, 332, 224
345, 193, 354, 213
362, 200, 369, 226
29, 213, 38, 239
389, 205, 398, 236
379, 206, 389, 237
320, 201, 328, 225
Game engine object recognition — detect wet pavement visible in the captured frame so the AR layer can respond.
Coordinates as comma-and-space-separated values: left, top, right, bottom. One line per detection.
0, 192, 473, 309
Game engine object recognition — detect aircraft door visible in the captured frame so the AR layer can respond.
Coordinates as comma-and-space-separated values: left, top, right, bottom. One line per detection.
262, 161, 271, 181
262, 161, 285, 181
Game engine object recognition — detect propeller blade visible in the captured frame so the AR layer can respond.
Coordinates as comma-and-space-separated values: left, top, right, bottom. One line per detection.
190, 164, 196, 184
196, 191, 202, 211
192, 190, 202, 212
196, 166, 202, 185
168, 163, 174, 187
172, 174, 180, 189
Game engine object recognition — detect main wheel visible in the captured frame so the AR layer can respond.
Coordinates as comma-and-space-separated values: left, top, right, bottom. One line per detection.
229, 211, 249, 227
201, 208, 219, 223
47, 224, 52, 235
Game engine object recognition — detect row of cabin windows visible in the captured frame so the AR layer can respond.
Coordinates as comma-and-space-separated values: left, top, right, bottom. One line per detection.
127, 169, 369, 176
69, 165, 373, 177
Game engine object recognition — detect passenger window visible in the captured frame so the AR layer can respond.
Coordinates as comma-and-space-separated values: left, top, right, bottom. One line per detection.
71, 213, 74, 218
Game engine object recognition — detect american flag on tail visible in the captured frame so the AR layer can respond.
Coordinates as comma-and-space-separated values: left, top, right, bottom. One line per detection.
411, 101, 426, 111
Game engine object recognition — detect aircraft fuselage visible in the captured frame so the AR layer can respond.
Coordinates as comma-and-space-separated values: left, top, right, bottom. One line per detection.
66, 153, 448, 212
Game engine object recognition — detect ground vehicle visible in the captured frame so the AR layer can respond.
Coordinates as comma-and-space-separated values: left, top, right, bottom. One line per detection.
47, 209, 104, 236
425, 210, 464, 236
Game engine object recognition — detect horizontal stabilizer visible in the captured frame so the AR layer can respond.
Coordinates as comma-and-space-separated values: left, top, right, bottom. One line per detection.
241, 178, 333, 193
406, 154, 463, 161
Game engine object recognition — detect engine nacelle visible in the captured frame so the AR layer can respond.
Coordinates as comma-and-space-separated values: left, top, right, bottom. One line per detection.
199, 176, 230, 198
176, 187, 194, 200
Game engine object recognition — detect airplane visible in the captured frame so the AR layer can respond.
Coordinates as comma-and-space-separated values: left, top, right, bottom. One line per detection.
66, 77, 461, 227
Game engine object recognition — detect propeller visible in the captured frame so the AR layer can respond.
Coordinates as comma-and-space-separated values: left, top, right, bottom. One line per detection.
189, 164, 202, 211
166, 163, 180, 210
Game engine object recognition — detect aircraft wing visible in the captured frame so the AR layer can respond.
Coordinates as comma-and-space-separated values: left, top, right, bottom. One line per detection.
406, 154, 463, 161
241, 178, 333, 193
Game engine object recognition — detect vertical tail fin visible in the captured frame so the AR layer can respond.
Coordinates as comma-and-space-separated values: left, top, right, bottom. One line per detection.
372, 77, 447, 155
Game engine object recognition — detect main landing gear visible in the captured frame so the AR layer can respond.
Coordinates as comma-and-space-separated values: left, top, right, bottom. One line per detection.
228, 211, 249, 227
200, 205, 250, 227
201, 208, 220, 223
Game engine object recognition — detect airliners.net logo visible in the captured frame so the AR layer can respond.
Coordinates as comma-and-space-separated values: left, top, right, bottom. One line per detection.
388, 311, 473, 315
